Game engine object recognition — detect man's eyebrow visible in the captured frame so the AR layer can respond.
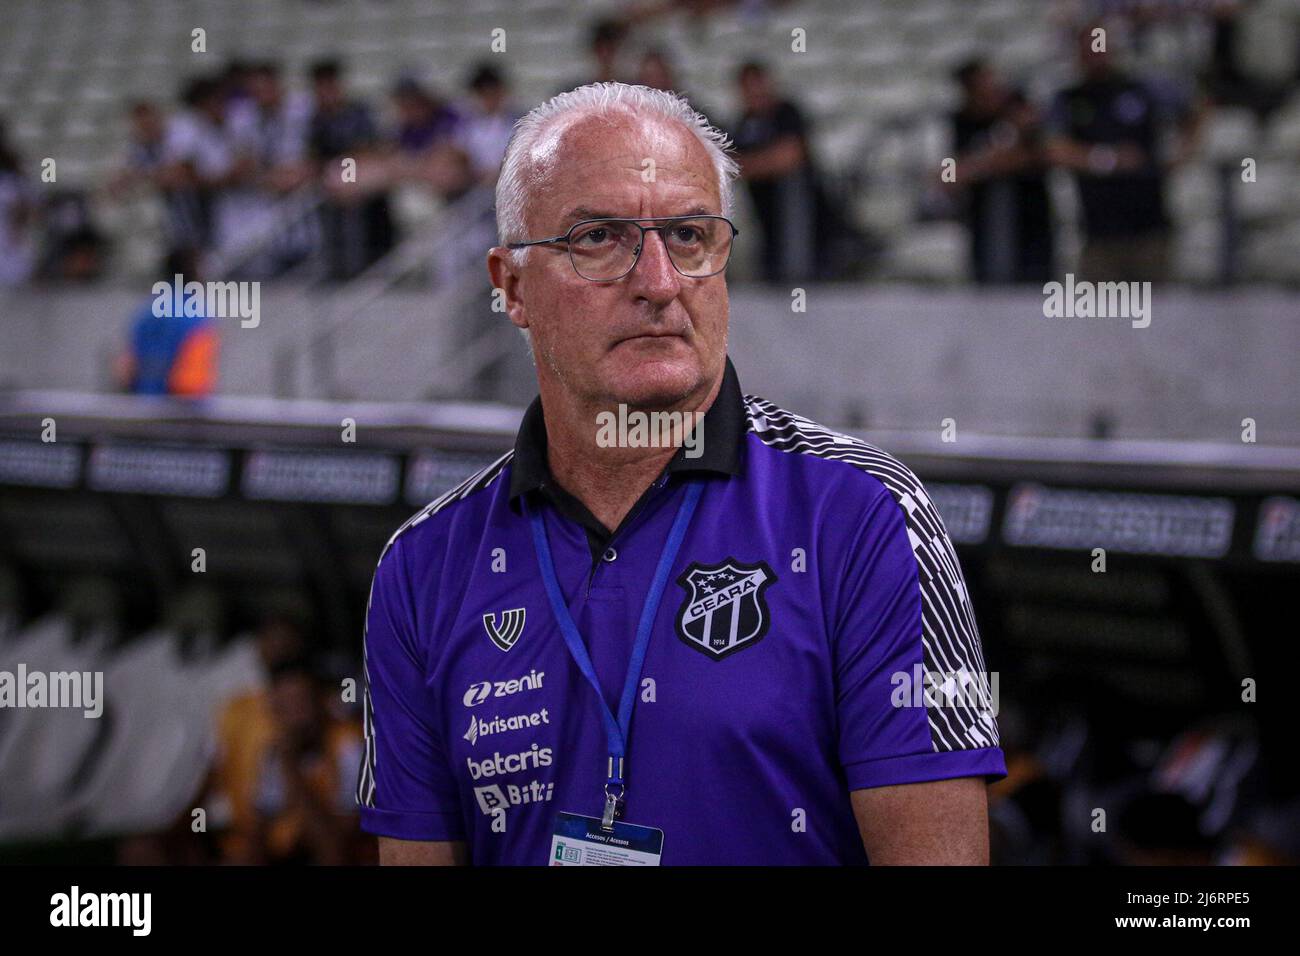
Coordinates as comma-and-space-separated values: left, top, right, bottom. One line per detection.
558, 206, 617, 226
557, 204, 721, 226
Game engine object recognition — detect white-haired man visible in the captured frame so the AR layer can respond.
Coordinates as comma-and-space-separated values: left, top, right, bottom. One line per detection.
358, 82, 1005, 866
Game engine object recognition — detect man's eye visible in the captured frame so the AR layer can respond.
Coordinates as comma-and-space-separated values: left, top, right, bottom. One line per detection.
672, 226, 703, 243
575, 228, 612, 245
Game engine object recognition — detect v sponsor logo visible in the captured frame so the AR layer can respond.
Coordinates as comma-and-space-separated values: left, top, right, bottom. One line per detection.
482, 607, 526, 651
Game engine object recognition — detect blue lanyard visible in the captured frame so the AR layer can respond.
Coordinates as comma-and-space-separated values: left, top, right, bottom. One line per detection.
525, 479, 703, 829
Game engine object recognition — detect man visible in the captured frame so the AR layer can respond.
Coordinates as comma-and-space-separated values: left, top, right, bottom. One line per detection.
222, 61, 316, 276
308, 59, 395, 280
116, 249, 218, 397
247, 655, 366, 865
948, 59, 1055, 284
453, 63, 523, 185
728, 62, 866, 282
358, 82, 1005, 865
728, 61, 820, 282
157, 75, 244, 257
1045, 23, 1202, 282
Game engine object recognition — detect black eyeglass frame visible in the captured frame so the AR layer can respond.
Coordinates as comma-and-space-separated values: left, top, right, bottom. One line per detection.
505, 215, 739, 281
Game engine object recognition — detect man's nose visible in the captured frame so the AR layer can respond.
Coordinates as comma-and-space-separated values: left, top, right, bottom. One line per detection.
627, 228, 682, 300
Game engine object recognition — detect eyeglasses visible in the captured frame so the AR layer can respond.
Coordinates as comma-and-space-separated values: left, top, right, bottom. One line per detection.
506, 215, 738, 282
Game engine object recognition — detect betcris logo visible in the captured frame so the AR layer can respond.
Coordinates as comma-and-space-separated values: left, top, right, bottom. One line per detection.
466, 743, 553, 780
462, 669, 544, 707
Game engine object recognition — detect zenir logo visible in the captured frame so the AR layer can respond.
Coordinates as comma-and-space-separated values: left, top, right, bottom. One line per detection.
483, 608, 526, 652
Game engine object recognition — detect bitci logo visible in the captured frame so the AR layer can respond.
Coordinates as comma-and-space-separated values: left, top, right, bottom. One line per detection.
473, 779, 555, 815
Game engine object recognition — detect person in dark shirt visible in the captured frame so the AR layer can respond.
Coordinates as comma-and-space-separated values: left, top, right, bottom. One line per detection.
728, 61, 826, 282
949, 59, 1055, 284
1045, 25, 1202, 281
556, 17, 631, 95
635, 47, 722, 131
390, 78, 461, 156
309, 59, 396, 280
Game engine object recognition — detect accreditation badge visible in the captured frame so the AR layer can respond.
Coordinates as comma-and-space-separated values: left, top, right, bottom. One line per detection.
549, 812, 664, 866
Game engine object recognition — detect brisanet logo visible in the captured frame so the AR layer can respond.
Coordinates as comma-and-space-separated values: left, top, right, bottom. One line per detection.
462, 670, 544, 707
464, 708, 551, 745
50, 886, 151, 936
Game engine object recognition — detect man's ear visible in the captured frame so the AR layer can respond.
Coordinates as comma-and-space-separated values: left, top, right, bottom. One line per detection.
487, 247, 528, 331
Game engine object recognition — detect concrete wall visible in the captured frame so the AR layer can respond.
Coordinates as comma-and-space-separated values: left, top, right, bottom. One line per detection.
2, 283, 1297, 443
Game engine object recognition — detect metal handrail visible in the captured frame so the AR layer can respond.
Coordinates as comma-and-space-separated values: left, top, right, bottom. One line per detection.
206, 183, 328, 280
292, 184, 503, 399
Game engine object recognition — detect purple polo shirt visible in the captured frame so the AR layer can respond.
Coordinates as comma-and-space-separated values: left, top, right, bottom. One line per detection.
357, 358, 1006, 864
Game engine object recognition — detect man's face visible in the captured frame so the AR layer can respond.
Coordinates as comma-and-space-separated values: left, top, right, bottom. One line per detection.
250, 71, 282, 109
494, 113, 730, 411
473, 82, 505, 113
131, 106, 162, 141
1078, 28, 1113, 79
314, 76, 343, 111
739, 70, 772, 111
271, 673, 320, 742
966, 68, 1005, 115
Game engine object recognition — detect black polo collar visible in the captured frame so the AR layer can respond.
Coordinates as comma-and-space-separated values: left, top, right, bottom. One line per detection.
507, 356, 747, 561
508, 355, 746, 501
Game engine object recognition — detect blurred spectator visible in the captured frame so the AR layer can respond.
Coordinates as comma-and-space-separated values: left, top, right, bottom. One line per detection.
208, 614, 305, 864
452, 63, 522, 184
635, 47, 722, 127
730, 62, 866, 281
0, 118, 36, 285
1202, 0, 1297, 117
309, 58, 381, 161
948, 59, 1056, 283
232, 62, 314, 187
243, 654, 364, 865
558, 17, 631, 92
222, 61, 316, 275
375, 77, 471, 209
35, 190, 107, 282
1045, 24, 1203, 281
158, 75, 248, 257
309, 59, 396, 280
590, 17, 629, 83
390, 77, 461, 155
115, 248, 219, 397
220, 58, 256, 114
106, 101, 168, 198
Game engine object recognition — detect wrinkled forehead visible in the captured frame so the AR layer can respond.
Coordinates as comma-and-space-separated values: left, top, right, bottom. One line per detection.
524, 110, 721, 232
